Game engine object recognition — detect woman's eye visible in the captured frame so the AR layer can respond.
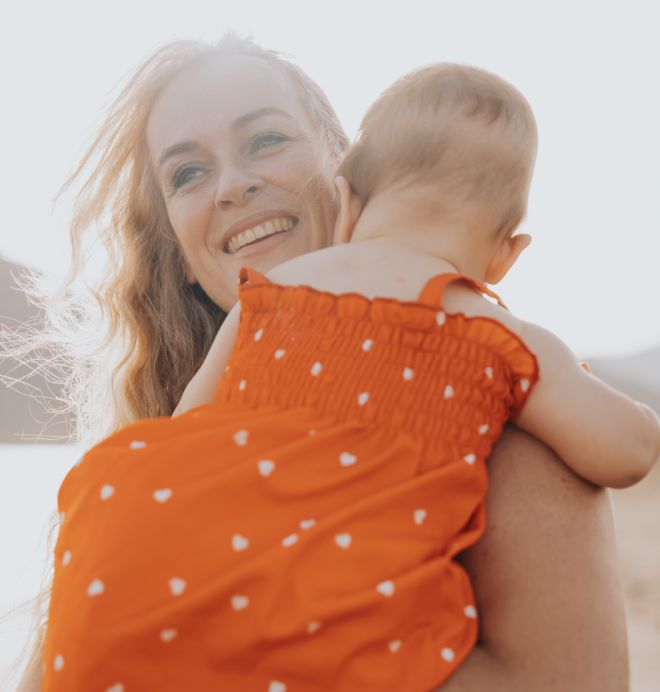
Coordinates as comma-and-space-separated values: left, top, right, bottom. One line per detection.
171, 166, 206, 192
250, 132, 287, 153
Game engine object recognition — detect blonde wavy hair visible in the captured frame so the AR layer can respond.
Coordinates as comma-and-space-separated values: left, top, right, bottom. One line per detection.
0, 33, 348, 688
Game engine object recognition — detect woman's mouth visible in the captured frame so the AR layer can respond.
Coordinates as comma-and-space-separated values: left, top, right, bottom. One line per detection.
224, 216, 299, 254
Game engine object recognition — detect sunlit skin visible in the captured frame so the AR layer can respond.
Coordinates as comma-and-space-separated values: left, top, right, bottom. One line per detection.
147, 55, 338, 312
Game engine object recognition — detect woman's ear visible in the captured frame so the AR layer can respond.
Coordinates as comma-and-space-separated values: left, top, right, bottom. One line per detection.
332, 176, 362, 244
485, 233, 532, 284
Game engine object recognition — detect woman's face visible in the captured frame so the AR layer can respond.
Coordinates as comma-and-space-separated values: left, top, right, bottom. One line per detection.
146, 55, 339, 311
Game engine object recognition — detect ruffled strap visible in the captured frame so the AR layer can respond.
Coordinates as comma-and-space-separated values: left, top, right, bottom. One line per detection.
459, 312, 540, 420
418, 272, 509, 311
238, 266, 272, 287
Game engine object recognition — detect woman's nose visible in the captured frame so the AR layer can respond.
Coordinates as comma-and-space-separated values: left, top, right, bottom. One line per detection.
214, 167, 263, 209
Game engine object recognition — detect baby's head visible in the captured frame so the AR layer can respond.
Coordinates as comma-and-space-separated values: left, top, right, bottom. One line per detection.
336, 63, 538, 282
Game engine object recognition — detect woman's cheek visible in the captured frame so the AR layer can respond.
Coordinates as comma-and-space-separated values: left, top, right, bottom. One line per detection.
271, 146, 327, 194
167, 191, 215, 252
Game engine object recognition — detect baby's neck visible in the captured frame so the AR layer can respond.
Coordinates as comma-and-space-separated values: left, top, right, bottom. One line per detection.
349, 196, 495, 283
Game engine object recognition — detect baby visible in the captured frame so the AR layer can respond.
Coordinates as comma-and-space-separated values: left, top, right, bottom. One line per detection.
44, 63, 660, 692
180, 63, 659, 489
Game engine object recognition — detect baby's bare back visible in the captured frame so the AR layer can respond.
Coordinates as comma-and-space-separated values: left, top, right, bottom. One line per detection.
265, 241, 523, 334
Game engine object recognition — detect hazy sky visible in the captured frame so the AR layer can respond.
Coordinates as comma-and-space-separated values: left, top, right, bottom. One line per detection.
1, 0, 658, 357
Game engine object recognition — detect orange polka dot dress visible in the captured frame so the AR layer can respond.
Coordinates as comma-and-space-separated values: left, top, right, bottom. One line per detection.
43, 267, 539, 692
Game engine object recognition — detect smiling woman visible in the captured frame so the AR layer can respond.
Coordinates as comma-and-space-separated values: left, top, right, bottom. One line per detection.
7, 32, 627, 692
146, 58, 339, 311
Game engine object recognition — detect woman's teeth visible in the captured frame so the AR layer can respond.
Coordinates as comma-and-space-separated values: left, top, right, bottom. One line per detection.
226, 217, 297, 254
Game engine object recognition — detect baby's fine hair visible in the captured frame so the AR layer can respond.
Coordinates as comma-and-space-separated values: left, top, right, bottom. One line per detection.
338, 63, 538, 238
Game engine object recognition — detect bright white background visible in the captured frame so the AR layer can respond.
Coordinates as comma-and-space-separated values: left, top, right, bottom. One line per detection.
1, 0, 659, 358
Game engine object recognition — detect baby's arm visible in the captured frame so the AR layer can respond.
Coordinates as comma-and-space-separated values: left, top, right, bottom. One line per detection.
172, 304, 241, 417
514, 320, 660, 488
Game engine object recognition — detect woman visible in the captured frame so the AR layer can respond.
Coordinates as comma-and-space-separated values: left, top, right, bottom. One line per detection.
16, 35, 627, 690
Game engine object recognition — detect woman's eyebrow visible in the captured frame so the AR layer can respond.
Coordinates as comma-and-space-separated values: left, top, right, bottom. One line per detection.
231, 107, 294, 131
158, 108, 294, 170
158, 141, 198, 170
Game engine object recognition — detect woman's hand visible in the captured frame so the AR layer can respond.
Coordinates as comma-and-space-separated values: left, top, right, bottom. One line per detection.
436, 425, 628, 691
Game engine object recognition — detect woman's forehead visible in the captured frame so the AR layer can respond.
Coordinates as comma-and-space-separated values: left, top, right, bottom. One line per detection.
146, 55, 311, 156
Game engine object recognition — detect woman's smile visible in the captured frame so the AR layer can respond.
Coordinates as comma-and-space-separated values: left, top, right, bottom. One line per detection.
221, 211, 299, 254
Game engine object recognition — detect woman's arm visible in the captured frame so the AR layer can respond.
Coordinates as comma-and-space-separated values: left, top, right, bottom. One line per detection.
172, 304, 241, 417
436, 425, 629, 692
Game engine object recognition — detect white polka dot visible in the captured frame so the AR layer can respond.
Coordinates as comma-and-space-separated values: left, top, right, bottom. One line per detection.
520, 378, 530, 392
413, 509, 427, 525
403, 367, 414, 381
61, 550, 72, 567
478, 423, 490, 435
238, 379, 247, 391
225, 365, 230, 373
233, 429, 249, 446
335, 533, 352, 549
258, 459, 275, 477
269, 681, 286, 692
100, 484, 115, 501
307, 620, 322, 634
232, 534, 249, 551
87, 579, 105, 597
464, 453, 477, 465
388, 639, 402, 653
357, 391, 369, 406
254, 328, 264, 342
129, 440, 146, 450
339, 451, 357, 467
282, 533, 299, 548
310, 361, 323, 376
484, 366, 494, 380
274, 349, 286, 360
231, 594, 250, 610
153, 488, 173, 503
169, 578, 187, 596
160, 628, 178, 642
436, 311, 446, 326
107, 683, 125, 692
53, 654, 64, 671
376, 580, 395, 597
361, 338, 374, 352
308, 428, 317, 436
464, 605, 478, 619
443, 385, 454, 399
441, 647, 455, 662
299, 518, 316, 530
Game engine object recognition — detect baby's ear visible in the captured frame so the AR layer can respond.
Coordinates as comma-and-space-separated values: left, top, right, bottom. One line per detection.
332, 176, 362, 244
485, 233, 532, 284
